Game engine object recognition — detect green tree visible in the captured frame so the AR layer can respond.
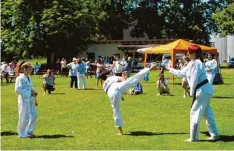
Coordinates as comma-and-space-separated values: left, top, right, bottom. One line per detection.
213, 2, 234, 36
1, 0, 106, 63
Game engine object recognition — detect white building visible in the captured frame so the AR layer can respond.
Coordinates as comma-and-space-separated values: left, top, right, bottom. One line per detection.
214, 35, 234, 63
78, 26, 175, 60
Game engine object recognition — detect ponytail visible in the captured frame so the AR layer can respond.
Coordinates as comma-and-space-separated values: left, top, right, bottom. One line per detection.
14, 61, 25, 76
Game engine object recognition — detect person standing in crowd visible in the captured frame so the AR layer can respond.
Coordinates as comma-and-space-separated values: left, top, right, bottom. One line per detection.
205, 52, 217, 84
33, 62, 40, 75
15, 61, 38, 138
67, 58, 78, 89
60, 58, 67, 72
85, 58, 92, 79
103, 63, 156, 135
56, 59, 61, 75
113, 56, 123, 76
166, 45, 219, 142
181, 56, 190, 98
126, 57, 132, 77
96, 58, 104, 88
42, 69, 55, 95
77, 58, 87, 90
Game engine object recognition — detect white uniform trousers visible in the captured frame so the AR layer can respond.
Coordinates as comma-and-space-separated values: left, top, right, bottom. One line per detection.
206, 73, 215, 84
190, 91, 218, 140
77, 73, 86, 89
18, 98, 38, 137
107, 68, 150, 127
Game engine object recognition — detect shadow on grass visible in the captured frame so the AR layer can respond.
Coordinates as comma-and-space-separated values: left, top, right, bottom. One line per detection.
50, 92, 66, 95
85, 88, 102, 90
213, 96, 234, 99
32, 134, 74, 139
201, 131, 234, 142
1, 131, 18, 136
125, 131, 187, 136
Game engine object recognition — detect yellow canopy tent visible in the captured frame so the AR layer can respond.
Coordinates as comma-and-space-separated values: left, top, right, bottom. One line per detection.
144, 39, 218, 84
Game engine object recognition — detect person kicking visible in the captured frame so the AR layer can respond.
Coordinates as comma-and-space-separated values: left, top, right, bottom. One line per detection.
103, 63, 156, 135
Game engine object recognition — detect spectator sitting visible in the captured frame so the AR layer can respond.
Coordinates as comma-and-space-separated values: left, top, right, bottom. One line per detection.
7, 63, 15, 76
1, 62, 9, 82
42, 69, 55, 95
157, 72, 170, 96
129, 83, 143, 95
34, 62, 40, 75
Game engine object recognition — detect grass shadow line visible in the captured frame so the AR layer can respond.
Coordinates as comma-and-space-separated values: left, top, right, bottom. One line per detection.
213, 96, 234, 99
50, 92, 66, 95
32, 134, 74, 139
84, 88, 102, 90
125, 131, 187, 136
201, 131, 234, 142
1, 131, 18, 136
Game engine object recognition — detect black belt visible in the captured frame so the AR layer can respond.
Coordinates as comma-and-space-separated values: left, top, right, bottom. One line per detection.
191, 79, 209, 108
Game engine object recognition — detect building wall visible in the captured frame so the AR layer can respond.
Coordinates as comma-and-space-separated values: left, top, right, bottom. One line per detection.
78, 44, 125, 60
227, 35, 234, 61
215, 35, 234, 63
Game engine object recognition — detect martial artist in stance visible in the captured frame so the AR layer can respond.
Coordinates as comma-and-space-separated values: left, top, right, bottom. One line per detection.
15, 61, 38, 138
205, 52, 217, 84
103, 63, 156, 135
166, 45, 219, 142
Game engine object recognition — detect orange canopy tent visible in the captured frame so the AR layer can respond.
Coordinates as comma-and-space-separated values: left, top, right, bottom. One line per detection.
144, 39, 218, 84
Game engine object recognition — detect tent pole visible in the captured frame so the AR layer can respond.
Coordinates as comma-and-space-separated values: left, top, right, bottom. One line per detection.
144, 50, 148, 67
171, 49, 176, 87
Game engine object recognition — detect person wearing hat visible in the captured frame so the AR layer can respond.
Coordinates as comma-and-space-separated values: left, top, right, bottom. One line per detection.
67, 58, 78, 89
165, 45, 219, 142
205, 52, 217, 84
103, 63, 156, 135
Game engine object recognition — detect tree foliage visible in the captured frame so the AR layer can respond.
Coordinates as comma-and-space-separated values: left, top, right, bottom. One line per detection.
1, 0, 233, 60
1, 0, 106, 61
213, 2, 234, 37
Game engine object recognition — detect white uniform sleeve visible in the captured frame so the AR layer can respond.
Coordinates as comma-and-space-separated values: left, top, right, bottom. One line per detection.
15, 77, 31, 98
30, 76, 36, 92
169, 64, 189, 78
189, 62, 200, 96
124, 68, 150, 85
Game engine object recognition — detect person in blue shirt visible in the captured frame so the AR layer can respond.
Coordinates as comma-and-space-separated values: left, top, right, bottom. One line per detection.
33, 62, 40, 75
77, 58, 87, 90
67, 58, 78, 89
129, 82, 143, 95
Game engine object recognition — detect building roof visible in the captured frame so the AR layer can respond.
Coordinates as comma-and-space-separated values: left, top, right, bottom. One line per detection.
96, 39, 176, 45
118, 44, 158, 50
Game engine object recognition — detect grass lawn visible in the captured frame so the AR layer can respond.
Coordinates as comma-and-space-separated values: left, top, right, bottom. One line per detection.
1, 69, 234, 150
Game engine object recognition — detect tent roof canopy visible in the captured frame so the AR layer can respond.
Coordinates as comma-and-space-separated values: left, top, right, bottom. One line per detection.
147, 39, 217, 54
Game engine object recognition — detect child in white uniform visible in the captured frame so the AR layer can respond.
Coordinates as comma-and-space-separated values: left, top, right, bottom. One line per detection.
15, 61, 38, 138
166, 45, 219, 142
103, 63, 156, 135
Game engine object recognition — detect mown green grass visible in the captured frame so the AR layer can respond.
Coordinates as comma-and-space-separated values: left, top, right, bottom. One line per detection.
1, 69, 234, 150
19, 57, 47, 66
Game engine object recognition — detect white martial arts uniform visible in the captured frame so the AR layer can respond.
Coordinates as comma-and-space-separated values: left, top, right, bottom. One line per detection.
15, 73, 38, 138
205, 59, 217, 84
103, 68, 150, 127
169, 59, 218, 141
